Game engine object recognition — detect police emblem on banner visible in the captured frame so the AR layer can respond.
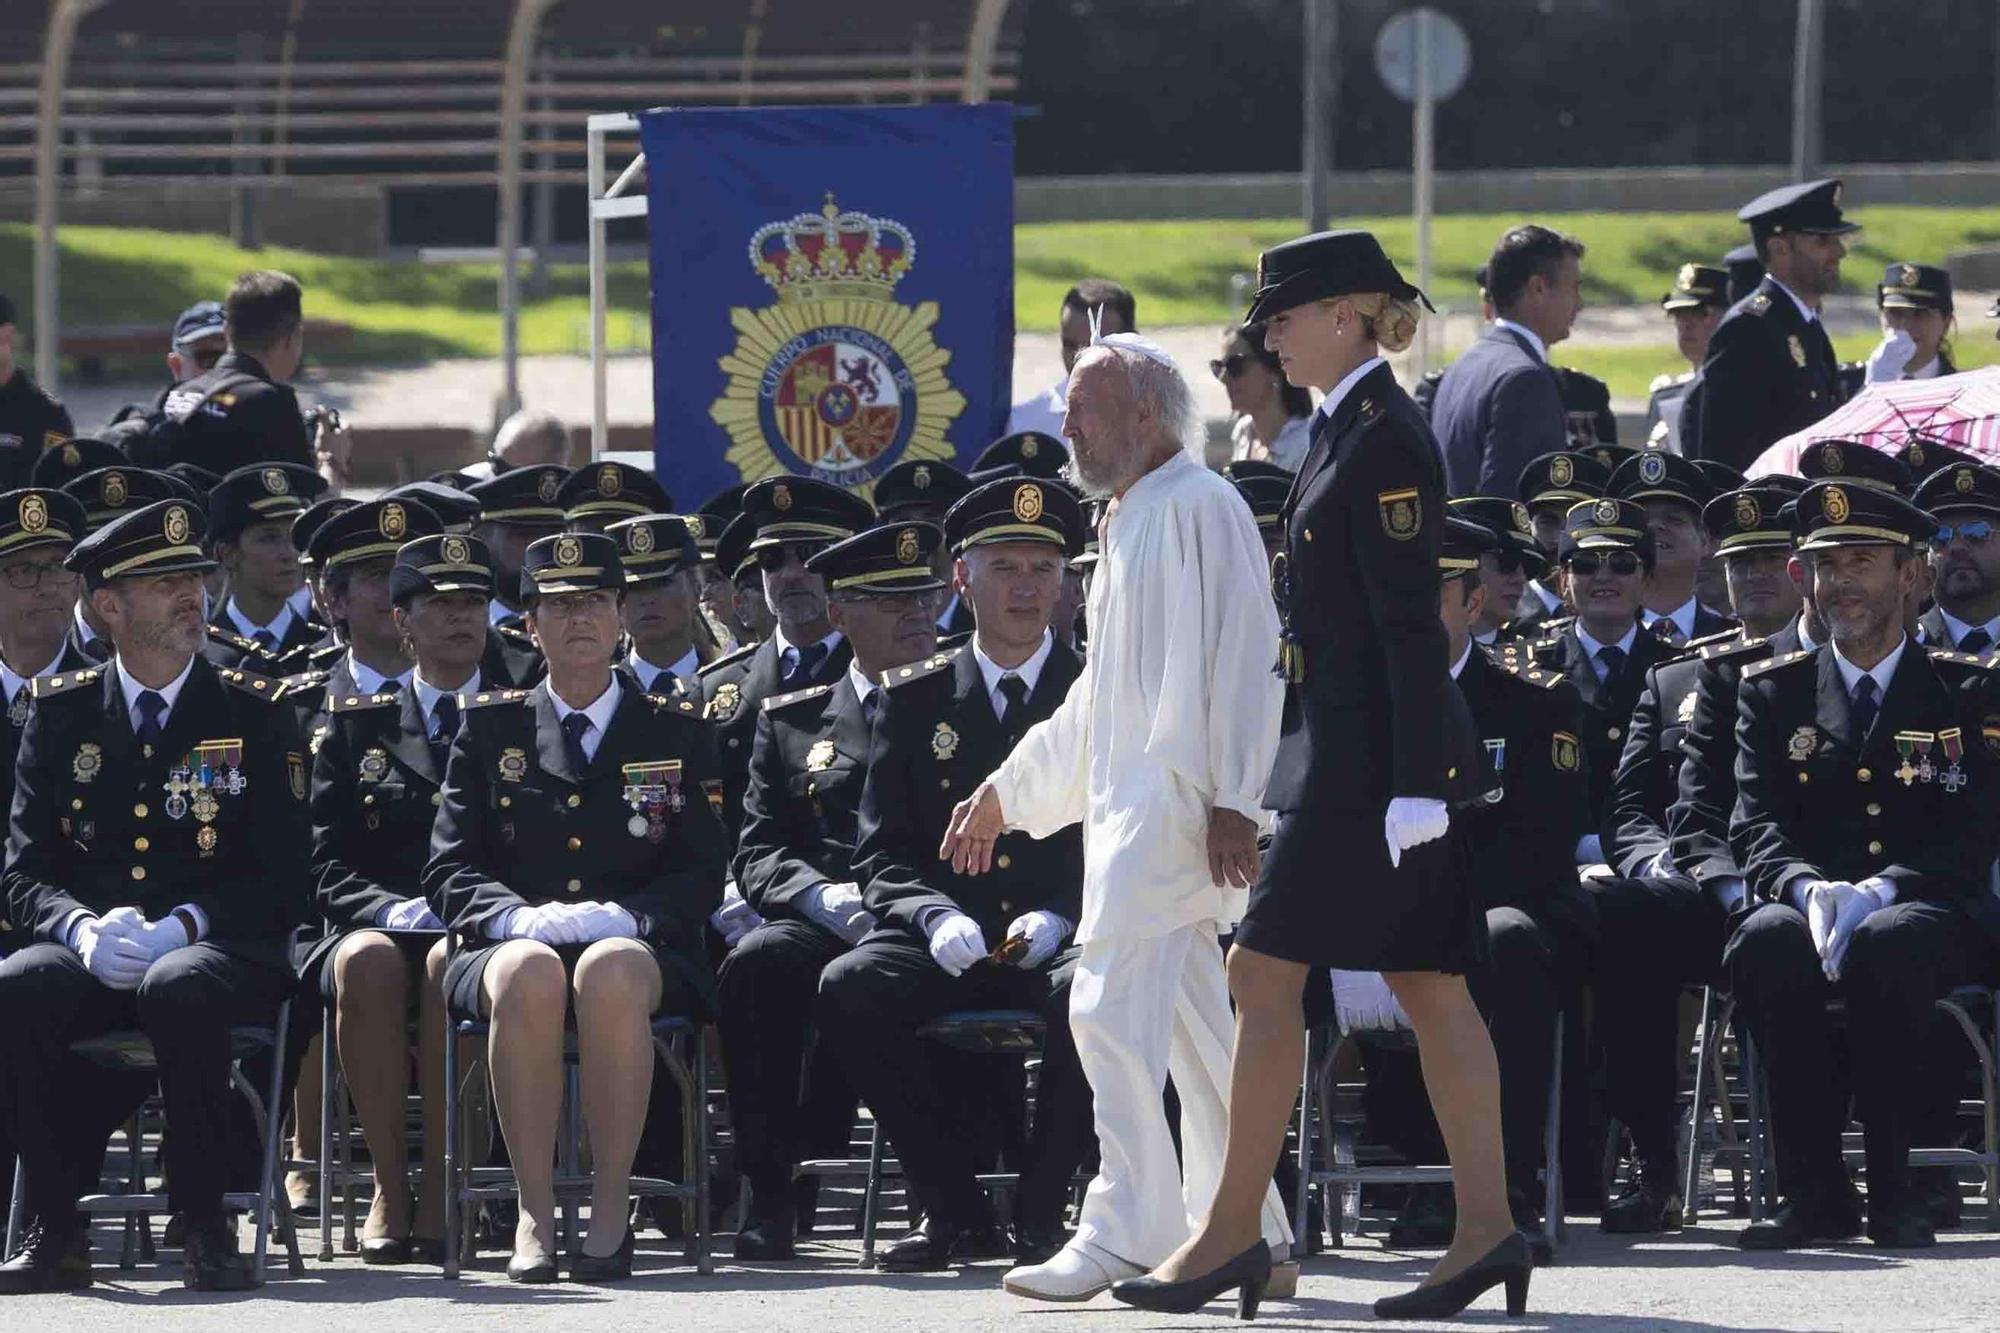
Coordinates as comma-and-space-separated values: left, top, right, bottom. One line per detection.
710, 194, 965, 493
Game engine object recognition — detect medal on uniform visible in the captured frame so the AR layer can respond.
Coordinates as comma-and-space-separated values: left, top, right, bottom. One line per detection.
1788, 335, 1807, 368
72, 742, 103, 785
1787, 726, 1818, 762
199, 738, 246, 795
1914, 732, 1936, 783
806, 739, 836, 772
622, 760, 680, 841
931, 722, 960, 761
360, 748, 389, 782
1939, 728, 1967, 792
196, 825, 218, 856
1893, 731, 1930, 786
165, 761, 191, 820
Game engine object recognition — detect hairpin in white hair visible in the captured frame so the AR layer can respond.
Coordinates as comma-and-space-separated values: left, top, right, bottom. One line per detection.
1087, 303, 1181, 371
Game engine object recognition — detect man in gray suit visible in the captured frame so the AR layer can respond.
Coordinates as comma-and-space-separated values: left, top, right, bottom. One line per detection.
1432, 225, 1586, 499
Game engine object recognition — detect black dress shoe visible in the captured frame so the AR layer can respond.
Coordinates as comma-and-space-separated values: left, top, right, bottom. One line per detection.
506, 1249, 558, 1284
182, 1219, 256, 1292
1867, 1198, 1938, 1249
876, 1219, 957, 1272
1372, 1231, 1532, 1320
952, 1221, 1013, 1262
1011, 1222, 1068, 1266
407, 1238, 448, 1266
734, 1205, 797, 1261
1600, 1165, 1683, 1235
360, 1235, 414, 1266
1916, 1167, 1963, 1230
1110, 1240, 1272, 1321
569, 1228, 636, 1283
1736, 1189, 1864, 1251
0, 1223, 91, 1294
1387, 1186, 1455, 1249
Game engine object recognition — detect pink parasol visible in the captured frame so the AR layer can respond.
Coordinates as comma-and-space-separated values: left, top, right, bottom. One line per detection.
1747, 366, 2000, 475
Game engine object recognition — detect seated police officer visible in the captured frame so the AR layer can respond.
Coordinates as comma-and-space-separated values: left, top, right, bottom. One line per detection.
60, 467, 186, 664
1608, 451, 1736, 648
818, 476, 1094, 1272
1511, 450, 1610, 637
283, 498, 441, 725
1726, 480, 2000, 1250
1448, 495, 1552, 645
205, 462, 328, 671
1914, 461, 2000, 655
1344, 517, 1592, 1257
467, 465, 570, 635
1590, 480, 1808, 1234
606, 514, 708, 700
423, 531, 726, 1283
0, 498, 308, 1293
298, 531, 502, 1265
719, 520, 947, 1259
558, 461, 672, 536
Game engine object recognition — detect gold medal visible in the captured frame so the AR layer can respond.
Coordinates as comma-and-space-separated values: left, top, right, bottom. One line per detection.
931, 722, 959, 761
498, 747, 528, 783
1787, 726, 1818, 762
72, 743, 102, 784
196, 825, 218, 854
806, 739, 836, 772
192, 791, 220, 824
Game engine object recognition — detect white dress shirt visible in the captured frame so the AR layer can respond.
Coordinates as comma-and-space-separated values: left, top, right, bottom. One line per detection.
1492, 317, 1549, 363
222, 597, 297, 646
773, 627, 844, 680
627, 646, 699, 692
1448, 642, 1474, 680
1005, 379, 1069, 438
1936, 608, 2000, 654
415, 669, 480, 733
546, 676, 622, 763
1574, 622, 1640, 682
972, 630, 1054, 719
345, 652, 410, 697
2, 645, 68, 709
846, 660, 881, 714
1644, 596, 1701, 644
1312, 355, 1387, 433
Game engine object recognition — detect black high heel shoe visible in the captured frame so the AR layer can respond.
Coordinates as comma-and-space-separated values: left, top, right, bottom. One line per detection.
1372, 1230, 1532, 1320
1110, 1240, 1271, 1321
569, 1226, 635, 1283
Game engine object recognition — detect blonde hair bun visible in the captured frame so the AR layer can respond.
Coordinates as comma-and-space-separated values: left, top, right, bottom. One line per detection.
1350, 291, 1422, 354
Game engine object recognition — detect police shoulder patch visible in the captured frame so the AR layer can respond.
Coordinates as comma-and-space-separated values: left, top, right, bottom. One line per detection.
884, 648, 961, 690
1742, 649, 1813, 680
762, 683, 835, 713
218, 667, 285, 700
30, 669, 102, 700
463, 689, 532, 709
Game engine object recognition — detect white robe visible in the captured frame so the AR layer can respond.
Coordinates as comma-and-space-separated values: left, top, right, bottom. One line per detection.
989, 449, 1283, 943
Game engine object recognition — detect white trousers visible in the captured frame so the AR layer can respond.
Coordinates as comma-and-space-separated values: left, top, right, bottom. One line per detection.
1066, 923, 1292, 1268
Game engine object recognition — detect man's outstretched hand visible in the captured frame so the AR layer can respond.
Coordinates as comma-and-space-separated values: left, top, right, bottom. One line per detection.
940, 780, 1007, 875
1208, 807, 1260, 889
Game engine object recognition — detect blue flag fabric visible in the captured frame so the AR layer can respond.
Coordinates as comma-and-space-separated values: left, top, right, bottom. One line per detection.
638, 105, 1015, 508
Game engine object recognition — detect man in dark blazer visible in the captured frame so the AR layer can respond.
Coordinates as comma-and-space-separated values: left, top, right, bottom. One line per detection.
1431, 225, 1585, 498
1683, 180, 1856, 470
818, 479, 1093, 1272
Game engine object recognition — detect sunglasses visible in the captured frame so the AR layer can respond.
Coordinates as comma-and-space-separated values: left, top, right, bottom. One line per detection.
1209, 353, 1253, 382
753, 541, 823, 572
1487, 550, 1535, 576
1567, 550, 1643, 577
1933, 520, 1996, 548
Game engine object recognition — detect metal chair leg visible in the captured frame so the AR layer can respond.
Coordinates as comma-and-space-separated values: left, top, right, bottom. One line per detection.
859, 1114, 885, 1267
120, 1110, 142, 1270
694, 1026, 712, 1275
1682, 987, 1715, 1223
1290, 1028, 1315, 1249
1743, 1028, 1769, 1223
1543, 1013, 1565, 1249
5, 1158, 25, 1258
443, 1015, 461, 1280
318, 1007, 336, 1263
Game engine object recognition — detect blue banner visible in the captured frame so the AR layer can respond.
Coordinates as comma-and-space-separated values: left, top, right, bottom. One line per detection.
638, 104, 1015, 509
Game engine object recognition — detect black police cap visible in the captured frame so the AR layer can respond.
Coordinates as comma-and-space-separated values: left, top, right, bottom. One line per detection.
66, 498, 217, 588
469, 465, 569, 526
29, 435, 124, 489
520, 531, 625, 601
1878, 262, 1952, 313
943, 476, 1087, 558
292, 496, 360, 562
1448, 495, 1549, 573
804, 521, 947, 596
713, 512, 756, 580
208, 462, 325, 544
1898, 437, 1978, 483
605, 514, 701, 585
164, 461, 222, 497
1799, 439, 1912, 496
391, 533, 495, 605
1914, 461, 2000, 518
1662, 263, 1730, 312
1440, 514, 1501, 576
1704, 485, 1798, 553
1244, 228, 1433, 324
1723, 243, 1765, 305
171, 300, 226, 348
974, 431, 1069, 480
1738, 178, 1859, 237
383, 480, 481, 531
1559, 496, 1656, 561
0, 487, 87, 558
1222, 459, 1293, 485
738, 476, 873, 554
557, 460, 672, 527
1794, 480, 1934, 552
1517, 451, 1610, 510
1233, 475, 1289, 531
1610, 449, 1712, 511
873, 459, 972, 518
309, 498, 443, 572
691, 483, 749, 557
61, 467, 181, 534
1694, 459, 1749, 495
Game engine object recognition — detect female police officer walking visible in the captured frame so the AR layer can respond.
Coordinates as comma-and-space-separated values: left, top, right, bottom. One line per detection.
423, 530, 726, 1282
1115, 232, 1529, 1321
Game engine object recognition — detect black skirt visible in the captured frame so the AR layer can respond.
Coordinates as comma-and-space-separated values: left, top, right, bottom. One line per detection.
1235, 808, 1486, 974
443, 937, 680, 1023
309, 927, 445, 1003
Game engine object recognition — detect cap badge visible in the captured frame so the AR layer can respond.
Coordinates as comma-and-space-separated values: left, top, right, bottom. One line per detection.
1909, 442, 1927, 468
913, 466, 932, 491
1954, 467, 1977, 495
261, 468, 288, 496
61, 443, 80, 468
102, 472, 128, 508
1639, 452, 1666, 484
441, 535, 470, 565
536, 470, 561, 504
1823, 485, 1851, 525
379, 503, 407, 540
598, 465, 621, 497
1734, 494, 1761, 529
1593, 498, 1621, 526
896, 527, 920, 564
19, 494, 48, 534
1822, 442, 1845, 475
628, 523, 656, 555
1677, 262, 1697, 288
1549, 456, 1574, 487
684, 515, 704, 540
1012, 483, 1044, 524
773, 483, 793, 512
1832, 181, 1844, 207
1021, 437, 1039, 459
1901, 264, 1921, 288
1512, 502, 1531, 534
554, 535, 582, 567
1789, 335, 1807, 368
164, 505, 191, 544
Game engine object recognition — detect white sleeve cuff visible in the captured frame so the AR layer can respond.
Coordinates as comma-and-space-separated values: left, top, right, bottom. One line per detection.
62, 908, 98, 951
1856, 875, 1898, 907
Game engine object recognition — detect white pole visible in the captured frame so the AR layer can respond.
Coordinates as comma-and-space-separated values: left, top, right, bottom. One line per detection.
1411, 9, 1435, 379
588, 119, 608, 460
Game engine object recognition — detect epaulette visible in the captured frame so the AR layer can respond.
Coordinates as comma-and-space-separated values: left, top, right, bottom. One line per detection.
30, 668, 103, 700
1647, 372, 1675, 394
648, 692, 704, 716
883, 647, 961, 689
1928, 647, 1999, 670
216, 667, 285, 701
699, 641, 759, 678
1747, 293, 1772, 315
327, 690, 399, 713
208, 625, 269, 657
762, 683, 834, 713
938, 629, 974, 650
282, 669, 331, 693
494, 623, 537, 649
305, 640, 346, 667
1699, 634, 1771, 664
1685, 627, 1740, 652
1742, 649, 1813, 679
462, 688, 532, 709
1489, 653, 1565, 689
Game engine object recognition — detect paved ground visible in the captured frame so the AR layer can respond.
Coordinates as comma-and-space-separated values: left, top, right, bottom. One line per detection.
22, 1216, 2000, 1331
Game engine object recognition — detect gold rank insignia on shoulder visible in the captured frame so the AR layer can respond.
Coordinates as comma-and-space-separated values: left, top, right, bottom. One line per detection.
1748, 294, 1771, 314
931, 722, 960, 761
72, 742, 103, 784
498, 748, 528, 782
1377, 488, 1421, 541
34, 670, 101, 700
1788, 726, 1820, 762
806, 739, 837, 772
1551, 732, 1580, 772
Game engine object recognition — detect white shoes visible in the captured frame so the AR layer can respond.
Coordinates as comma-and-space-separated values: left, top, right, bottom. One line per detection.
1001, 1245, 1142, 1302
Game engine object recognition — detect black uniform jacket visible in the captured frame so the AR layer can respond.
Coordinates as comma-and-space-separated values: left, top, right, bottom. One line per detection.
855, 641, 1084, 947
702, 634, 852, 841
3, 657, 309, 967
422, 677, 726, 1010
1511, 621, 1673, 835
1731, 642, 2000, 943
0, 641, 103, 939
154, 351, 313, 475
735, 674, 874, 921
1666, 625, 1801, 887
1684, 277, 1841, 471
0, 369, 75, 489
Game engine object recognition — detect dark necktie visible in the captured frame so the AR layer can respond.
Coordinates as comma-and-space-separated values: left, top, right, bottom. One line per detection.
657, 668, 678, 695
862, 687, 881, 726
997, 673, 1030, 721
1651, 617, 1683, 647
782, 642, 828, 686
1850, 675, 1879, 740
1596, 645, 1627, 686
1961, 627, 1993, 655
430, 694, 461, 767
252, 629, 278, 653
560, 711, 592, 774
135, 689, 167, 745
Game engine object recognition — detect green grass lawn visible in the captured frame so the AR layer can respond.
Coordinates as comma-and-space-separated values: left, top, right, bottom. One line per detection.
9, 208, 2000, 400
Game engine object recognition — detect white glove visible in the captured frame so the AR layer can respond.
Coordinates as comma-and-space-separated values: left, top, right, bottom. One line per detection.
131, 913, 190, 963
1864, 327, 1917, 383
1802, 879, 1848, 957
923, 911, 988, 977
1383, 797, 1449, 868
1001, 910, 1069, 969
710, 882, 765, 948
1821, 881, 1890, 981
568, 902, 639, 943
75, 907, 152, 989
1331, 969, 1409, 1032
809, 882, 876, 945
500, 903, 582, 945
381, 897, 444, 932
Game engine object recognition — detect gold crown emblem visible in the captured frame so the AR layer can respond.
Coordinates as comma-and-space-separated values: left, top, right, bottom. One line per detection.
61, 442, 80, 468
1020, 437, 1039, 459
379, 503, 407, 540
261, 468, 289, 496
1549, 456, 1574, 487
19, 494, 48, 534
554, 535, 582, 567
913, 466, 932, 491
684, 515, 704, 540
1013, 483, 1045, 524
164, 505, 190, 544
536, 470, 561, 504
102, 472, 128, 508
1592, 498, 1621, 526
1734, 494, 1761, 529
1908, 442, 1927, 468
750, 192, 915, 304
441, 535, 470, 565
896, 527, 920, 564
1823, 485, 1851, 525
598, 465, 622, 498
628, 523, 656, 555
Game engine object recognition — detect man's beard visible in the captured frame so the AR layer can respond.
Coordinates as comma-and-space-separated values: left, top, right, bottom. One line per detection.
1064, 455, 1115, 500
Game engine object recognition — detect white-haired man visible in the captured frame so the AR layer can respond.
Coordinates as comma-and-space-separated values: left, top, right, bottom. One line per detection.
943, 335, 1293, 1301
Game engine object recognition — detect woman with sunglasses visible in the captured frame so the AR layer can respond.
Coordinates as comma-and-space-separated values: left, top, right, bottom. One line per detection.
1214, 323, 1315, 472
1113, 230, 1529, 1322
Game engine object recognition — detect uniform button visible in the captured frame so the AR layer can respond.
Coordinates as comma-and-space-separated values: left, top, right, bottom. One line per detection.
728, 738, 741, 749
1607, 726, 1621, 740
1797, 772, 1809, 784
996, 854, 1013, 870
499, 796, 512, 808
1866, 802, 1882, 816
940, 778, 951, 790
432, 792, 443, 806
1868, 840, 1884, 855
133, 837, 149, 852
70, 798, 83, 811
567, 837, 582, 851
1000, 900, 1013, 913
566, 879, 581, 894
133, 803, 148, 818
567, 794, 581, 808
363, 794, 375, 806
1446, 766, 1457, 779
130, 866, 146, 881
1857, 767, 1872, 782
1304, 529, 1314, 542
